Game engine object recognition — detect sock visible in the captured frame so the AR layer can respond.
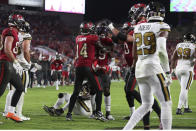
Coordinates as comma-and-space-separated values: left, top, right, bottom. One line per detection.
130, 107, 135, 116
160, 101, 172, 130
123, 104, 151, 130
184, 94, 188, 108
143, 112, 150, 129
9, 106, 15, 113
91, 94, 96, 112
4, 90, 14, 114
16, 92, 25, 116
95, 90, 102, 112
55, 80, 59, 90
54, 97, 65, 109
177, 90, 188, 109
104, 95, 111, 112
63, 102, 70, 111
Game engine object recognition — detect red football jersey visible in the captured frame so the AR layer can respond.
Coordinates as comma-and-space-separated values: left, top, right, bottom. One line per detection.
51, 59, 63, 71
97, 37, 113, 66
0, 28, 19, 61
75, 34, 99, 67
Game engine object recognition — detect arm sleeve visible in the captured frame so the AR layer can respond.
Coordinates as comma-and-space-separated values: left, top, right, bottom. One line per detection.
157, 37, 170, 73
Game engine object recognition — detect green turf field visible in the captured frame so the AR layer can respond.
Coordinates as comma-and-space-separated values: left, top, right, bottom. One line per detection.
0, 80, 196, 130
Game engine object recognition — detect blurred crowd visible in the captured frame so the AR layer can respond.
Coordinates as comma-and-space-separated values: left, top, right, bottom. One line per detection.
0, 11, 195, 87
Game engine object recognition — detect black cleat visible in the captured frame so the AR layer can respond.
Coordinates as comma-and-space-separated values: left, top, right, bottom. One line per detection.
184, 107, 192, 113
176, 108, 183, 115
43, 105, 55, 116
95, 111, 107, 122
123, 116, 130, 120
66, 113, 72, 121
55, 108, 64, 116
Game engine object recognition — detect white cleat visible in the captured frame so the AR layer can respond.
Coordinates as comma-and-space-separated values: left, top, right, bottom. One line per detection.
56, 87, 59, 90
20, 115, 30, 121
106, 115, 115, 120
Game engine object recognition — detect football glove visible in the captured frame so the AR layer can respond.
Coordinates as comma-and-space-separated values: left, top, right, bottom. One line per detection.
171, 68, 176, 77
13, 60, 23, 74
165, 73, 172, 87
34, 63, 42, 70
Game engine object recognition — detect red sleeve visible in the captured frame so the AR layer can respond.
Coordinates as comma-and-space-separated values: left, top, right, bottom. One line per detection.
128, 31, 134, 36
2, 28, 18, 38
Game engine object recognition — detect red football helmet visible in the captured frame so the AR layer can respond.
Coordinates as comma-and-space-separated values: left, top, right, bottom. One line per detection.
8, 14, 25, 30
80, 22, 95, 35
128, 3, 146, 22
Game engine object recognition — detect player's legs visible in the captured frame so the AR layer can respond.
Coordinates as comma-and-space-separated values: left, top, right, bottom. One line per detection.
176, 71, 193, 114
151, 73, 172, 130
66, 67, 85, 120
4, 84, 14, 116
123, 76, 154, 130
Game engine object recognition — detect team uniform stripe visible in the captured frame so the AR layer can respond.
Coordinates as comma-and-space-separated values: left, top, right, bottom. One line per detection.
186, 71, 193, 90
94, 75, 102, 91
160, 28, 171, 32
130, 78, 136, 91
78, 99, 90, 112
157, 74, 170, 101
0, 63, 5, 85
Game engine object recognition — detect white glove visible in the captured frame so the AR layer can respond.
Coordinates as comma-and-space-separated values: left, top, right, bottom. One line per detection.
165, 73, 172, 87
13, 60, 23, 74
34, 63, 42, 70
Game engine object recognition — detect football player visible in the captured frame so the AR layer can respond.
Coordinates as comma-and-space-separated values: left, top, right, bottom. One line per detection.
108, 3, 162, 129
0, 14, 25, 122
43, 81, 92, 117
123, 2, 172, 130
171, 33, 196, 115
3, 21, 32, 121
51, 53, 63, 90
90, 22, 115, 120
65, 22, 105, 121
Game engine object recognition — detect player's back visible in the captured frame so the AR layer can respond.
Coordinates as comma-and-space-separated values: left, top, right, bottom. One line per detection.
134, 22, 170, 78
75, 34, 98, 67
176, 42, 195, 71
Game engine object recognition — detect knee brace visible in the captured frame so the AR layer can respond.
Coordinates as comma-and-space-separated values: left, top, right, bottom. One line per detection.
58, 93, 64, 98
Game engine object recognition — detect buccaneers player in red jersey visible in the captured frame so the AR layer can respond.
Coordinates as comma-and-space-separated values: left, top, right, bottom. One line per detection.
51, 53, 63, 90
91, 22, 114, 120
66, 22, 104, 121
106, 4, 162, 129
0, 14, 25, 122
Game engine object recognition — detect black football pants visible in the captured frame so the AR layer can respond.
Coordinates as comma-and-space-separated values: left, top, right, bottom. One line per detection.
0, 60, 24, 107
68, 66, 102, 114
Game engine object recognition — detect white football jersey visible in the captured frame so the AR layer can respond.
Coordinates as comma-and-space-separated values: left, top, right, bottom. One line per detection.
17, 32, 32, 69
134, 22, 170, 78
176, 42, 195, 72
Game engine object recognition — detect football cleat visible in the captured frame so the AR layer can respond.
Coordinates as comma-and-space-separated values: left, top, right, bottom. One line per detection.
6, 112, 23, 122
66, 113, 72, 121
20, 115, 30, 121
184, 107, 192, 113
55, 108, 64, 116
2, 112, 7, 117
106, 114, 115, 120
89, 111, 96, 119
95, 111, 107, 122
176, 108, 183, 115
123, 116, 130, 120
43, 105, 55, 116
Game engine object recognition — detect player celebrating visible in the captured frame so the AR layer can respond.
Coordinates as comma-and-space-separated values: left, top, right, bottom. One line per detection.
107, 3, 162, 129
51, 53, 63, 90
3, 21, 32, 121
171, 33, 195, 115
123, 2, 172, 130
65, 22, 104, 121
0, 14, 25, 122
91, 22, 114, 120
